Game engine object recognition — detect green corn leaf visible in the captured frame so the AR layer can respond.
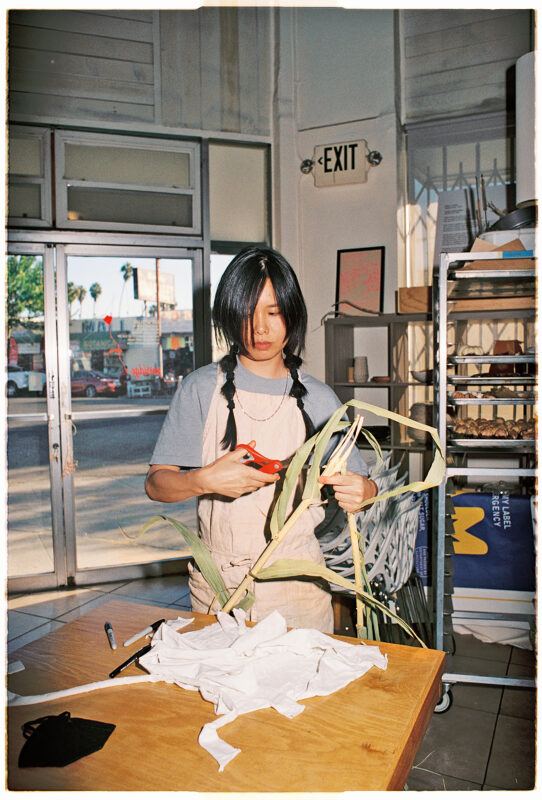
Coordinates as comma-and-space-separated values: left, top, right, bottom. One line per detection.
346, 398, 444, 487
329, 399, 445, 511
271, 420, 349, 534
254, 558, 426, 647
370, 606, 381, 640
357, 426, 383, 465
237, 590, 256, 611
142, 515, 231, 608
271, 431, 319, 535
303, 408, 351, 500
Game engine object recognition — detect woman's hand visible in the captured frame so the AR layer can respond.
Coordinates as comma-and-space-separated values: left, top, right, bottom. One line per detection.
198, 441, 280, 499
318, 471, 377, 514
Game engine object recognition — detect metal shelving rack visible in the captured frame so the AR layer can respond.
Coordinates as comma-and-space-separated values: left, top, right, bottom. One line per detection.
434, 249, 537, 709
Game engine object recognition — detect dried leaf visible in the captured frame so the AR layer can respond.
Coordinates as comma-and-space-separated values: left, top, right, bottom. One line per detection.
255, 558, 425, 646
303, 407, 348, 500
357, 426, 383, 464
142, 515, 232, 608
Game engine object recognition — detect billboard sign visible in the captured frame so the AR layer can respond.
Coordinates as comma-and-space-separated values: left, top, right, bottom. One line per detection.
133, 267, 176, 305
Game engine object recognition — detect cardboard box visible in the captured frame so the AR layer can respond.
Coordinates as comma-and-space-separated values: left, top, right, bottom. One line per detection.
397, 286, 431, 313
462, 237, 535, 271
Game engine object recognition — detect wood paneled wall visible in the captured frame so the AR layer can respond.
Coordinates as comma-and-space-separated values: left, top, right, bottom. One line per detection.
402, 10, 533, 123
8, 8, 271, 135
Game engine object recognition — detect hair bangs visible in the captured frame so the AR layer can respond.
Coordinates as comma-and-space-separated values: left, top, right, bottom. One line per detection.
212, 246, 307, 356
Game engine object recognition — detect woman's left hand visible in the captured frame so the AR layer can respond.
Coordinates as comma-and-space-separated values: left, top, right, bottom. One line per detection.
318, 471, 377, 514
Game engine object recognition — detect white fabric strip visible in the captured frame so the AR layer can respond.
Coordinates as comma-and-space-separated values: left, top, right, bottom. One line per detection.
7, 618, 195, 707
8, 674, 162, 706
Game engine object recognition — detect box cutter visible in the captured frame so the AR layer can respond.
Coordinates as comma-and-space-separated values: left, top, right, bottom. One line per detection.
236, 443, 283, 475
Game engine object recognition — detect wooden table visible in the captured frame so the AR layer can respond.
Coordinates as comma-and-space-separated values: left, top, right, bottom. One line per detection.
7, 599, 444, 791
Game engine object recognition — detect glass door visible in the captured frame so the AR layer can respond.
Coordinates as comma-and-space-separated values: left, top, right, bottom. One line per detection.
6, 244, 66, 591
56, 245, 205, 584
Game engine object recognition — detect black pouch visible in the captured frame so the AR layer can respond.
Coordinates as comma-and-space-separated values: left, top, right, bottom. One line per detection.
18, 711, 115, 768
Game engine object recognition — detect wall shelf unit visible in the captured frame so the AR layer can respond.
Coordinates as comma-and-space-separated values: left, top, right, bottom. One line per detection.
324, 312, 432, 465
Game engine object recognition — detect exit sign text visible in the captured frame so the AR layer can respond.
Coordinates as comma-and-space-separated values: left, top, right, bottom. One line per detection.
313, 140, 368, 187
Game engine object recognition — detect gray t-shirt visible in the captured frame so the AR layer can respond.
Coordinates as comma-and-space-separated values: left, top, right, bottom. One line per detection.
150, 359, 368, 475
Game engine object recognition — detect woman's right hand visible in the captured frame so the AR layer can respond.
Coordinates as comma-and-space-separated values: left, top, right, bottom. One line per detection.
198, 441, 280, 499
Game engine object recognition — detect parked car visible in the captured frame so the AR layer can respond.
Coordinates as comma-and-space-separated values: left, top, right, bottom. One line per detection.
6, 365, 46, 397
70, 370, 120, 398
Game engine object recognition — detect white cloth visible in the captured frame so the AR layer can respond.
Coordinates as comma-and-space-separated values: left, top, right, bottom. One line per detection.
8, 612, 387, 771
141, 609, 387, 770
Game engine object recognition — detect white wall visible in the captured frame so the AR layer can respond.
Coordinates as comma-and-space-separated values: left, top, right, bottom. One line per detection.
273, 9, 400, 380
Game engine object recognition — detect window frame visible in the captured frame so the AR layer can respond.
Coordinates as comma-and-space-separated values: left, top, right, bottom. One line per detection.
54, 130, 201, 235
8, 125, 52, 228
208, 139, 271, 245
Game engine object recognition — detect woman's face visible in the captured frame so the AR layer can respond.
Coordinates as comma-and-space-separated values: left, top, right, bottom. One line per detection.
242, 278, 288, 363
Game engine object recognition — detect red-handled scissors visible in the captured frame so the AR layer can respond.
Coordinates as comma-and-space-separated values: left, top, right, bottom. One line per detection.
236, 443, 283, 474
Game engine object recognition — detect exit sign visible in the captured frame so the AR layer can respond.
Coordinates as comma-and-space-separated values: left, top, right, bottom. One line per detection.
313, 140, 368, 187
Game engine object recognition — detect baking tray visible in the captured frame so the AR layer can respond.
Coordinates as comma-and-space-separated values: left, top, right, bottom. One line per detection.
448, 375, 536, 385
449, 438, 536, 449
449, 269, 535, 280
449, 355, 535, 364
449, 397, 535, 406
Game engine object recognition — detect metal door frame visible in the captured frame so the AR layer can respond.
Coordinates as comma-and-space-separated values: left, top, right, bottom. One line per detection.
7, 242, 68, 592
55, 242, 206, 586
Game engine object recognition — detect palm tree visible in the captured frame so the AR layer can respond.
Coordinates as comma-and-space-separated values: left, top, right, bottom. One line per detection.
118, 262, 134, 318
89, 282, 102, 318
67, 282, 78, 319
76, 286, 87, 318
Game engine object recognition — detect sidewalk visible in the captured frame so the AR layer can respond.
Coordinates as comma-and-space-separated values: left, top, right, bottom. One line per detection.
8, 463, 195, 576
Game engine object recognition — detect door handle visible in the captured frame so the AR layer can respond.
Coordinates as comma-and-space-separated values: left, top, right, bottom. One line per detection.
47, 373, 56, 399
51, 443, 60, 462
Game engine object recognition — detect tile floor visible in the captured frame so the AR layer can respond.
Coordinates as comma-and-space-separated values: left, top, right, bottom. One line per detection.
7, 575, 537, 791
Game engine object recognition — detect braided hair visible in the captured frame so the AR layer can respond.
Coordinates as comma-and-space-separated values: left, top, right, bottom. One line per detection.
219, 345, 239, 451
283, 347, 315, 441
212, 246, 314, 449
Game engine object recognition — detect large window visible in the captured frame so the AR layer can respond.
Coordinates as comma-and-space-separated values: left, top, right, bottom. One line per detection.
406, 114, 515, 287
404, 113, 518, 422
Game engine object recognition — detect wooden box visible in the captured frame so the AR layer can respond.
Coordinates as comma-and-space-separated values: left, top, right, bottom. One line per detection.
397, 286, 431, 313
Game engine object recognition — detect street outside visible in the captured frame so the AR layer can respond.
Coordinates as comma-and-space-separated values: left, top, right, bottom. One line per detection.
7, 395, 195, 577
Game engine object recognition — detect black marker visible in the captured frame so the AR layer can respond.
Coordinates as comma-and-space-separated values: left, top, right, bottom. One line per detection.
104, 621, 117, 650
109, 642, 153, 679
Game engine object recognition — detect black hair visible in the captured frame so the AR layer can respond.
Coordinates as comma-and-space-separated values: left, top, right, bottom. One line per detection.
212, 245, 315, 449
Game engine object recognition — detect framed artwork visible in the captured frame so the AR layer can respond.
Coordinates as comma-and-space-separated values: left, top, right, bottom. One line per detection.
335, 246, 385, 315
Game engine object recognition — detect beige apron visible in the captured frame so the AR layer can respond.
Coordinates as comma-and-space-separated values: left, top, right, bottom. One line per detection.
188, 365, 334, 633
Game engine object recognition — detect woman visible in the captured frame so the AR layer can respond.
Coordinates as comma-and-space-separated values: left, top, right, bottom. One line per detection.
146, 246, 377, 632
